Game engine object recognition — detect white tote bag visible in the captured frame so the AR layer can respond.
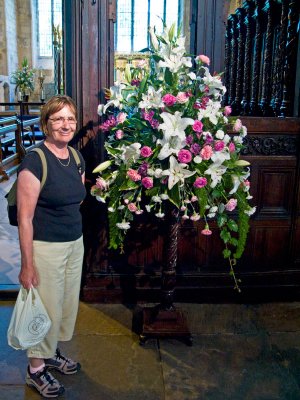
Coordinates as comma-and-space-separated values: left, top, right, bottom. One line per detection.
7, 287, 51, 350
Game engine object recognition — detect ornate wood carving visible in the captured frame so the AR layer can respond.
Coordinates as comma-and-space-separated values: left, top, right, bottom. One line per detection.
241, 0, 254, 116
231, 8, 245, 115
272, 0, 289, 116
249, 0, 263, 115
229, 15, 238, 106
223, 16, 232, 106
241, 135, 298, 156
259, 0, 274, 116
280, 0, 299, 117
225, 0, 299, 118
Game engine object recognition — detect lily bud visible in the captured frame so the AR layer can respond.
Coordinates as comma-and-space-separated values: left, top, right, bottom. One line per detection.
235, 160, 250, 167
124, 64, 132, 84
149, 26, 159, 51
93, 160, 112, 173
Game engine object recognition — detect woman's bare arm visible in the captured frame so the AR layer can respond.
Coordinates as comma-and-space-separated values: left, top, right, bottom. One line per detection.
17, 169, 40, 289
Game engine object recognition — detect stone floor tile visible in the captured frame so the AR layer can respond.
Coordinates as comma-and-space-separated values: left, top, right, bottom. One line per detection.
57, 335, 164, 400
160, 334, 300, 400
0, 386, 41, 400
269, 332, 300, 391
75, 303, 135, 336
253, 302, 300, 333
177, 303, 258, 335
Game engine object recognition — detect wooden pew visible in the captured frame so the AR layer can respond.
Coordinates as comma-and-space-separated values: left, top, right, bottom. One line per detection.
0, 116, 24, 180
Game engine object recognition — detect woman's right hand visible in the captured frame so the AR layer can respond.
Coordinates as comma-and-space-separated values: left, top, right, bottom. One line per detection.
19, 266, 39, 289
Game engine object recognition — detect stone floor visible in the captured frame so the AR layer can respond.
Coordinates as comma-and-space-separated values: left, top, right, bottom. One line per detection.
1, 178, 300, 399
1, 301, 300, 399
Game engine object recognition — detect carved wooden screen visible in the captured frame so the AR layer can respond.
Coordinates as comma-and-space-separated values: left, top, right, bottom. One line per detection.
224, 0, 299, 117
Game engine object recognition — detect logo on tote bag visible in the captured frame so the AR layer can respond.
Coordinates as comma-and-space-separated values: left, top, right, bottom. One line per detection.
28, 314, 50, 336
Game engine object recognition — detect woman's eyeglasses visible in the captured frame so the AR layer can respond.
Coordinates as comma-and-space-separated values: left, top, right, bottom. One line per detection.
48, 116, 77, 125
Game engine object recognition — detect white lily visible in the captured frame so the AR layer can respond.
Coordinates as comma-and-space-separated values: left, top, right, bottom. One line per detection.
139, 86, 164, 109
198, 99, 222, 125
103, 82, 125, 113
157, 111, 194, 160
211, 151, 230, 166
162, 156, 196, 190
204, 163, 227, 188
119, 143, 141, 164
158, 54, 192, 73
201, 67, 226, 97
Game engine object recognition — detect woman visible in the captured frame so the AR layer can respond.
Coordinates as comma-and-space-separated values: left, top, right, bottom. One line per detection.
17, 95, 86, 398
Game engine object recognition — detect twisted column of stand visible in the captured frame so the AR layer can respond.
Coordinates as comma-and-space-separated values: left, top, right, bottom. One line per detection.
161, 206, 180, 311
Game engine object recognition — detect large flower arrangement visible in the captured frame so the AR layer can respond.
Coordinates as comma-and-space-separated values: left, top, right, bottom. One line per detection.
92, 24, 255, 289
11, 57, 36, 97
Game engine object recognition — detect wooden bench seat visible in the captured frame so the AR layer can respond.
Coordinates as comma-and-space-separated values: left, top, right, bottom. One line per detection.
0, 116, 21, 180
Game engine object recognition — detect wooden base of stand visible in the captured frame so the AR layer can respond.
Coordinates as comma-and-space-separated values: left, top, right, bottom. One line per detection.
139, 306, 193, 346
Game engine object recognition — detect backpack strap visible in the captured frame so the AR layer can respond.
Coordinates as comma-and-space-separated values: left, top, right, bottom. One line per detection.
31, 147, 47, 190
68, 146, 82, 172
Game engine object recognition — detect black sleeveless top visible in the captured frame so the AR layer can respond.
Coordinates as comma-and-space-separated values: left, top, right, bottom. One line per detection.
18, 142, 86, 242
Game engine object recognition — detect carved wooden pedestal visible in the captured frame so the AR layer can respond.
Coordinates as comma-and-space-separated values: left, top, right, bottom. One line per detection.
140, 306, 192, 346
139, 205, 192, 346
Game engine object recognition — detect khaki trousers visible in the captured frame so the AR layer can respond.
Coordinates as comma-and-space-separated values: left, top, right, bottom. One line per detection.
27, 236, 84, 359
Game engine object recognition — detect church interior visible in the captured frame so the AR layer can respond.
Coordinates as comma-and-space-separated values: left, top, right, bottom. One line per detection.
0, 0, 300, 398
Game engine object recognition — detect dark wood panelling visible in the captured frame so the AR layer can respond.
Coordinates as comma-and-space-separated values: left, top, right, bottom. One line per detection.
190, 0, 230, 73
81, 117, 300, 303
63, 1, 300, 303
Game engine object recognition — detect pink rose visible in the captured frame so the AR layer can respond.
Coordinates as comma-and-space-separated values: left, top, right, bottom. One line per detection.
200, 145, 213, 160
176, 92, 189, 104
178, 149, 192, 163
162, 94, 177, 107
127, 169, 141, 182
196, 54, 210, 65
140, 146, 153, 158
193, 177, 207, 188
116, 112, 127, 124
224, 106, 232, 116
228, 142, 236, 153
141, 177, 153, 189
128, 203, 137, 212
115, 129, 124, 140
225, 198, 237, 212
214, 140, 225, 152
192, 120, 203, 133
96, 177, 108, 190
233, 119, 243, 132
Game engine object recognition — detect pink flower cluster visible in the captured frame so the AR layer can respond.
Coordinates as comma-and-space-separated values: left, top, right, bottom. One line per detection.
127, 169, 141, 182
141, 110, 160, 129
140, 146, 153, 158
141, 177, 153, 189
162, 94, 177, 107
200, 145, 213, 160
194, 177, 207, 188
178, 149, 192, 163
196, 54, 210, 65
225, 198, 237, 211
99, 116, 117, 132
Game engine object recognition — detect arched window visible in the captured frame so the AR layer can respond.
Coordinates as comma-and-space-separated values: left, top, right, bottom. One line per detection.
115, 0, 184, 53
37, 0, 62, 57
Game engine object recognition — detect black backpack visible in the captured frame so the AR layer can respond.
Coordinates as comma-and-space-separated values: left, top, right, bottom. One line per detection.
5, 146, 81, 226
